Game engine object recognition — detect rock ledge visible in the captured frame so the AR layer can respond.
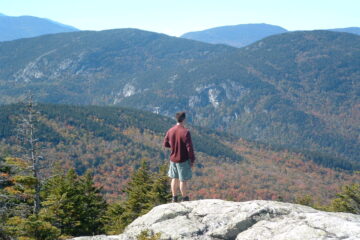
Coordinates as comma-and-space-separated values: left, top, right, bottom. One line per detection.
72, 199, 360, 240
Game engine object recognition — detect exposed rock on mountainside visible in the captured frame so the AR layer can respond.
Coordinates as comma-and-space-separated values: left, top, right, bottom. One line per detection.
71, 199, 360, 240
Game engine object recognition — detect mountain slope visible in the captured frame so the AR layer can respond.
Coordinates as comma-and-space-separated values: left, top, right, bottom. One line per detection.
233, 31, 360, 160
0, 104, 359, 203
181, 23, 287, 47
0, 13, 78, 41
0, 29, 359, 163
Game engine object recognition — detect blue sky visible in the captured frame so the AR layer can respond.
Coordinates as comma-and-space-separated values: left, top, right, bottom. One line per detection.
1, 0, 359, 36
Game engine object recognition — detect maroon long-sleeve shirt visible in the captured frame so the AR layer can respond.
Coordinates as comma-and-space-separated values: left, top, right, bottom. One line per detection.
163, 124, 195, 163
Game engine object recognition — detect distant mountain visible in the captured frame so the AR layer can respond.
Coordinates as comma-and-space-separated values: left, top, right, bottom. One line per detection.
0, 13, 78, 41
181, 23, 288, 47
0, 29, 359, 164
328, 27, 360, 35
181, 24, 360, 48
1, 104, 359, 202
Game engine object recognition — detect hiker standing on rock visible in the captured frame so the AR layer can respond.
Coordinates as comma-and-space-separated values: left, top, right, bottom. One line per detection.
163, 111, 195, 202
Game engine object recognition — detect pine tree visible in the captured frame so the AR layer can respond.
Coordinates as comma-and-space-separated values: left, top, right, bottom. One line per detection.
103, 202, 125, 234
148, 163, 171, 206
331, 184, 360, 214
1, 157, 59, 240
112, 160, 171, 233
40, 169, 107, 237
119, 160, 154, 231
77, 171, 108, 235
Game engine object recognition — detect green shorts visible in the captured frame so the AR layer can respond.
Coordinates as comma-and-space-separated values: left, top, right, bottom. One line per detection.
168, 160, 192, 181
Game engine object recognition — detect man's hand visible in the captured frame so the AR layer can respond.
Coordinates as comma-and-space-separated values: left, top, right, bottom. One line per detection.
190, 162, 194, 168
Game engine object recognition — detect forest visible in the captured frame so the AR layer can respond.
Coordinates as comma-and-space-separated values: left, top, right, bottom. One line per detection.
0, 102, 359, 239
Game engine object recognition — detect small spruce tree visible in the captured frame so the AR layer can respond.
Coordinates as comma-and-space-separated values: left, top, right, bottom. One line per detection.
330, 184, 360, 214
148, 163, 171, 206
105, 160, 171, 234
120, 160, 154, 230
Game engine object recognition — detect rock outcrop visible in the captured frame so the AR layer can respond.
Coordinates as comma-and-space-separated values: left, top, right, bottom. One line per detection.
72, 199, 360, 240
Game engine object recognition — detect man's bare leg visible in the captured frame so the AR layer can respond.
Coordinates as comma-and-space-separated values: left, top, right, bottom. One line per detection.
171, 178, 179, 197
180, 181, 187, 197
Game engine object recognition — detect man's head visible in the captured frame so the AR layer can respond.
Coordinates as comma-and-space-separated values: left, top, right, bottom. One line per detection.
175, 111, 186, 123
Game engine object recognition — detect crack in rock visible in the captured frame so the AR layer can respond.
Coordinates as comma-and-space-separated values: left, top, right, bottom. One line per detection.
210, 207, 291, 240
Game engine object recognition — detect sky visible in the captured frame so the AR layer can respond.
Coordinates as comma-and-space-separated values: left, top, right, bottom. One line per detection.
1, 0, 360, 36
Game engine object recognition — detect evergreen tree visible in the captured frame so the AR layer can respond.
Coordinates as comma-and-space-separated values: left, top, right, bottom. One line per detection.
5, 215, 61, 240
0, 156, 14, 240
330, 184, 360, 214
1, 156, 34, 238
148, 163, 171, 206
1, 157, 59, 240
77, 171, 108, 235
112, 160, 171, 233
119, 160, 154, 231
295, 194, 314, 207
103, 202, 125, 234
40, 169, 107, 237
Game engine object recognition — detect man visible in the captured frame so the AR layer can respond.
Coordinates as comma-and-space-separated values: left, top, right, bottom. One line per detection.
163, 111, 195, 202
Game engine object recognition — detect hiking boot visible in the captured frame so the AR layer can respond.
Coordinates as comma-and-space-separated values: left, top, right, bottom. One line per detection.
182, 196, 190, 201
172, 196, 178, 203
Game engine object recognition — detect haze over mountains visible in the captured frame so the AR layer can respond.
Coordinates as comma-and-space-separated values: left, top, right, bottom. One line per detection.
0, 28, 359, 164
182, 23, 360, 47
0, 13, 78, 42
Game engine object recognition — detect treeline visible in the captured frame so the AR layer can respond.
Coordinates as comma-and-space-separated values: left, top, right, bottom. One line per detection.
0, 156, 168, 240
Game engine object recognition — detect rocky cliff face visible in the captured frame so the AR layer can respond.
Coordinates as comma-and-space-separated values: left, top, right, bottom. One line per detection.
72, 199, 360, 240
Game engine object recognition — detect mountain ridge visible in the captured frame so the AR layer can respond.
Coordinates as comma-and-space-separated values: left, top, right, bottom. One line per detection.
181, 23, 360, 48
0, 29, 359, 163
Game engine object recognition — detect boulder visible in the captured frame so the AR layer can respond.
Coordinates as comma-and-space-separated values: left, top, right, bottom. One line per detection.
71, 199, 360, 240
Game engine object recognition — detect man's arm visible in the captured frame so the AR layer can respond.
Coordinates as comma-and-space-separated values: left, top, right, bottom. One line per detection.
163, 131, 171, 148
185, 131, 195, 165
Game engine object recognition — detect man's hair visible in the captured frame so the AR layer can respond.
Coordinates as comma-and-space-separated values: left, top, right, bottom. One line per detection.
175, 112, 186, 123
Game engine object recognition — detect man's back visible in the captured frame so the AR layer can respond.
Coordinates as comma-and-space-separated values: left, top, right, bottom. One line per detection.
164, 124, 195, 164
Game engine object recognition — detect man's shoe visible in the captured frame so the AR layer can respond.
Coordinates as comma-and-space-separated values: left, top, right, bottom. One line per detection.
172, 196, 178, 203
182, 196, 190, 201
